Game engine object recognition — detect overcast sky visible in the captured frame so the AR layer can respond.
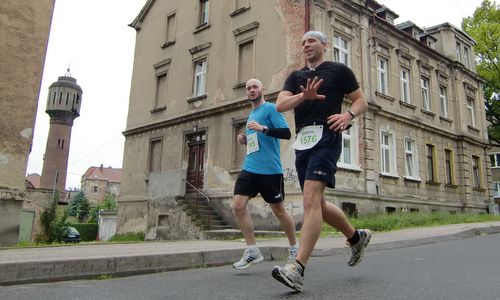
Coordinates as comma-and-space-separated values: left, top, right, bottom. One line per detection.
26, 0, 485, 190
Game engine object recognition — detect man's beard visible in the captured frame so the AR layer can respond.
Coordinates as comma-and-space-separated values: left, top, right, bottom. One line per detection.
250, 95, 262, 102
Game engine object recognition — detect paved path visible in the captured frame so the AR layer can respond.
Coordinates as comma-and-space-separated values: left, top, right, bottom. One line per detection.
1, 221, 499, 285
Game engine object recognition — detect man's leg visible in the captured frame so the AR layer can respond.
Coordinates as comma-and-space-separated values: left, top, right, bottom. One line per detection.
295, 180, 325, 265
270, 202, 297, 246
320, 197, 355, 238
232, 194, 256, 246
232, 194, 264, 270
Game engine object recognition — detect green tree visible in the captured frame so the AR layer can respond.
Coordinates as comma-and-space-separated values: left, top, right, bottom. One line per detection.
39, 192, 68, 243
68, 191, 85, 216
87, 193, 118, 223
462, 0, 500, 143
76, 196, 90, 222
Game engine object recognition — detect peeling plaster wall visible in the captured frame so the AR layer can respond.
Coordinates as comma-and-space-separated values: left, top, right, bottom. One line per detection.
0, 0, 55, 246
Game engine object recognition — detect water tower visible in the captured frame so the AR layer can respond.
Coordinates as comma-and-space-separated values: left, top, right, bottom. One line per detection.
39, 70, 82, 191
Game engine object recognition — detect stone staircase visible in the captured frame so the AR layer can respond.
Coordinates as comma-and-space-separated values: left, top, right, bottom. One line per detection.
177, 194, 233, 231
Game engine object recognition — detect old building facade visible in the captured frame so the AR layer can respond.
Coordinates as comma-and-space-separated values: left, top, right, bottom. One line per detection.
81, 165, 122, 205
118, 0, 492, 237
0, 0, 56, 246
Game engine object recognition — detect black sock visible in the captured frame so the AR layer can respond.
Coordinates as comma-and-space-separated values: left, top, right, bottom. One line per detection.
348, 230, 360, 245
295, 259, 305, 275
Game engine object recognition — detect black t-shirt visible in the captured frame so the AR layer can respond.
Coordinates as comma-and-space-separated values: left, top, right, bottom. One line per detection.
282, 61, 359, 130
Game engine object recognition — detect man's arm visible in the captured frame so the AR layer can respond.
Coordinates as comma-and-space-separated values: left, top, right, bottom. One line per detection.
276, 77, 325, 112
264, 127, 291, 140
326, 87, 368, 132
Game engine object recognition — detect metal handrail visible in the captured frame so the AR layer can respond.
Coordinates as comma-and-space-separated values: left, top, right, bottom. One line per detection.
184, 179, 210, 228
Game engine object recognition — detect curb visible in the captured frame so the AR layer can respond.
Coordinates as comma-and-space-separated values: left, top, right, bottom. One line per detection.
1, 225, 499, 286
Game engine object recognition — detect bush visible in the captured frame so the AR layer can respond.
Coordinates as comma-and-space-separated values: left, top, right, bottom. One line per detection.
72, 223, 98, 241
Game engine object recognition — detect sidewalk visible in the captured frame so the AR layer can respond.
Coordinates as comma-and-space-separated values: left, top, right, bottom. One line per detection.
1, 221, 499, 286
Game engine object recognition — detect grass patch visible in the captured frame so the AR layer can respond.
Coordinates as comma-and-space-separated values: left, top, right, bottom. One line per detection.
96, 274, 113, 280
108, 232, 145, 242
322, 212, 500, 236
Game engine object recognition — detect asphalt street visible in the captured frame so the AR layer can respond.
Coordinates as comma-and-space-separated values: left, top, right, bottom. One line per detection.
1, 233, 499, 300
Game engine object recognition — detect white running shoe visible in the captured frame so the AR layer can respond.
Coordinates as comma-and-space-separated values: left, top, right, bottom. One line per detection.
232, 248, 264, 270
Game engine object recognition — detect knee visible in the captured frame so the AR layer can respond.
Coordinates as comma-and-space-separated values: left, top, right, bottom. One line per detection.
271, 204, 286, 218
232, 200, 247, 216
303, 196, 321, 212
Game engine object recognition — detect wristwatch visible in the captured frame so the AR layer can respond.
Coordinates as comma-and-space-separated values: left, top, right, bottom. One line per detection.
347, 110, 355, 120
262, 126, 268, 134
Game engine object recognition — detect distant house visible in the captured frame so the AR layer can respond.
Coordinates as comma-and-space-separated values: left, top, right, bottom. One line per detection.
25, 173, 41, 189
81, 165, 122, 205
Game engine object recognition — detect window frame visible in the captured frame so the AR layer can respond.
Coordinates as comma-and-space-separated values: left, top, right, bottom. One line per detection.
426, 143, 437, 183
466, 97, 476, 127
404, 137, 419, 180
400, 67, 411, 104
377, 56, 389, 95
421, 76, 430, 111
380, 129, 398, 177
489, 153, 500, 168
439, 85, 448, 118
333, 34, 351, 67
198, 0, 210, 27
472, 155, 482, 189
193, 58, 208, 98
444, 148, 456, 185
338, 120, 360, 170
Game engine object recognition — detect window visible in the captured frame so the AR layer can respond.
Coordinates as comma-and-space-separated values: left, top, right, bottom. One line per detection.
439, 86, 448, 118
463, 46, 470, 68
333, 35, 351, 67
165, 13, 176, 44
466, 97, 476, 127
149, 139, 163, 173
472, 155, 481, 188
428, 40, 435, 49
198, 0, 210, 26
426, 144, 436, 182
339, 121, 359, 169
93, 186, 98, 193
444, 149, 455, 185
193, 59, 207, 97
237, 40, 254, 84
456, 42, 461, 62
154, 72, 167, 108
341, 202, 358, 217
377, 57, 388, 94
421, 76, 430, 111
400, 67, 411, 103
493, 182, 500, 198
380, 130, 397, 176
489, 153, 500, 168
404, 138, 419, 179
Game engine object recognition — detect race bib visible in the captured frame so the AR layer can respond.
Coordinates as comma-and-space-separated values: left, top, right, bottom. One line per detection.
291, 125, 323, 150
246, 132, 259, 154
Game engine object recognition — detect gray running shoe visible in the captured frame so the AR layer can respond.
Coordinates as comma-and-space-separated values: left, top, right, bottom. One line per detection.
232, 248, 264, 270
272, 260, 304, 292
347, 229, 372, 266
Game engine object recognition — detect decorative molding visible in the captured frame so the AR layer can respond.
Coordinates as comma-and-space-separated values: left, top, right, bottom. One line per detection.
186, 94, 207, 103
229, 6, 250, 17
232, 22, 259, 36
153, 58, 171, 69
189, 42, 211, 55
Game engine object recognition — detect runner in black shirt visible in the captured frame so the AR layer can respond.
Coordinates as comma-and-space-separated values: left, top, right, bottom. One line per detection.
271, 31, 372, 292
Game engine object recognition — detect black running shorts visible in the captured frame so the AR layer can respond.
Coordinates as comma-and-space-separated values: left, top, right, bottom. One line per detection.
234, 170, 285, 204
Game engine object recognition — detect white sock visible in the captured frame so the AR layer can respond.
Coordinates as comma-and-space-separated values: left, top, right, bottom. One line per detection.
248, 245, 259, 254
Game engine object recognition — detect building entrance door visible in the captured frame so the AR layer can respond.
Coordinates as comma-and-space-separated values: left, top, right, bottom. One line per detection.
186, 131, 205, 192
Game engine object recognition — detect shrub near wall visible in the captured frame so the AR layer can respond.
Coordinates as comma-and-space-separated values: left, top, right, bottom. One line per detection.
72, 223, 98, 241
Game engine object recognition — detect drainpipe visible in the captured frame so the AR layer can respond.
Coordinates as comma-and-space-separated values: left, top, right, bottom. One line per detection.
304, 0, 310, 32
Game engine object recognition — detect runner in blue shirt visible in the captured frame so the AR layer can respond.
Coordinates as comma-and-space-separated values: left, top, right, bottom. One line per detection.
232, 78, 298, 270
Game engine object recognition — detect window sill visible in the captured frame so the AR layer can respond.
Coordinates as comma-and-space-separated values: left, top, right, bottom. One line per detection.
439, 116, 453, 123
375, 91, 395, 102
194, 23, 210, 34
473, 187, 486, 192
187, 94, 207, 103
338, 164, 362, 172
445, 183, 458, 188
229, 6, 250, 17
421, 109, 435, 117
229, 168, 242, 174
426, 181, 441, 186
380, 173, 399, 179
399, 101, 416, 110
404, 176, 421, 182
150, 106, 166, 113
468, 125, 480, 133
161, 40, 175, 49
